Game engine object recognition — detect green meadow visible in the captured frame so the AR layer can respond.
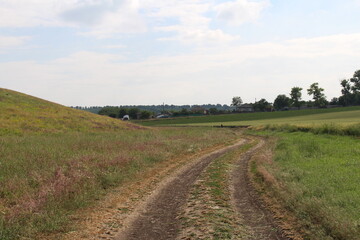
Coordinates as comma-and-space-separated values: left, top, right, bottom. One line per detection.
252, 131, 360, 239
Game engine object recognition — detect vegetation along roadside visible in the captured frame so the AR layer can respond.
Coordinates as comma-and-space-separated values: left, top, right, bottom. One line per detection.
250, 128, 360, 240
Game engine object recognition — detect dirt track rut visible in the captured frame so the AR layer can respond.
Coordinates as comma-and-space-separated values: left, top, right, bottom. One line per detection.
231, 140, 288, 240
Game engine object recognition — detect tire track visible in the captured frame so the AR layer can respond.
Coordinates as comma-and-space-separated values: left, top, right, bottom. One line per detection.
230, 139, 289, 240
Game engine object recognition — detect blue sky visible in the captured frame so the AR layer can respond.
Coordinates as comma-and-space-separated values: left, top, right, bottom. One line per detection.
1, 0, 360, 106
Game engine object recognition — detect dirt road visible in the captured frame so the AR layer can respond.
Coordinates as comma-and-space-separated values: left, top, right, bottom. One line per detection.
114, 138, 289, 240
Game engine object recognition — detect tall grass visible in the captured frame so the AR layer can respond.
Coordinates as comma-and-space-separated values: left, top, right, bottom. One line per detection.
0, 128, 236, 239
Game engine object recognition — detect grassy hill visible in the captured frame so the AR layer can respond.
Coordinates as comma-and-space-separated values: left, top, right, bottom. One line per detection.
0, 88, 135, 135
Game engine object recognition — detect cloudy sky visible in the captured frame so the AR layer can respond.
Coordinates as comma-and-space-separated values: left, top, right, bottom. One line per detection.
1, 0, 360, 106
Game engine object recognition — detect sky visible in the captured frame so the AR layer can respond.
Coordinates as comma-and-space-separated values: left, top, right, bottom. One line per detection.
1, 0, 360, 106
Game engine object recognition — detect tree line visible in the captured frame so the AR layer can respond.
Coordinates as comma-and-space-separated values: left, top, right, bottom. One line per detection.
232, 69, 360, 111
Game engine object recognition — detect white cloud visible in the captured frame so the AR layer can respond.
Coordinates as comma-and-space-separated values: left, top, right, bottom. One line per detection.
0, 0, 146, 37
0, 0, 268, 43
214, 0, 269, 26
103, 44, 126, 49
0, 36, 30, 52
2, 33, 360, 105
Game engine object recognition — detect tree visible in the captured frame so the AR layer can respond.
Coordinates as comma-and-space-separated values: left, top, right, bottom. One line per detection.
339, 79, 352, 106
119, 108, 128, 118
180, 108, 189, 115
209, 108, 218, 115
140, 110, 151, 119
253, 98, 271, 112
273, 94, 290, 110
231, 96, 243, 111
329, 97, 339, 105
350, 70, 360, 93
290, 87, 303, 109
98, 106, 119, 118
128, 108, 140, 119
307, 83, 327, 107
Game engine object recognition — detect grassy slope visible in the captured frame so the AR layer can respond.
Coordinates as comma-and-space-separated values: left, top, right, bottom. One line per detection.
0, 88, 134, 135
136, 106, 360, 127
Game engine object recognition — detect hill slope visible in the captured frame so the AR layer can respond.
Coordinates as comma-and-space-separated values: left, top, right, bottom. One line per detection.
0, 88, 135, 135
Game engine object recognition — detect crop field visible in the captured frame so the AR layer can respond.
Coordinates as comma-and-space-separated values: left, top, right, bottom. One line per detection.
136, 106, 360, 127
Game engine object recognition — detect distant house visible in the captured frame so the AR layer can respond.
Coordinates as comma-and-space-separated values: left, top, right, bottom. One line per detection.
238, 104, 254, 113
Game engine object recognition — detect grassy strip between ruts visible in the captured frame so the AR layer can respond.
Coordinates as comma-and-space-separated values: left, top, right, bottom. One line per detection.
177, 139, 256, 239
0, 127, 238, 240
250, 131, 360, 240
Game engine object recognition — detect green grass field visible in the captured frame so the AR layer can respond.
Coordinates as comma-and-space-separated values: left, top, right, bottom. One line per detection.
252, 132, 360, 239
136, 106, 360, 127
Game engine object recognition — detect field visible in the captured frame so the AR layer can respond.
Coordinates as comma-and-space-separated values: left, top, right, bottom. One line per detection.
136, 106, 360, 127
0, 89, 239, 239
251, 131, 360, 239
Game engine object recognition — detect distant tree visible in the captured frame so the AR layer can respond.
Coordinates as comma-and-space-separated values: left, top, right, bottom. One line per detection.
98, 106, 119, 118
290, 87, 303, 109
253, 98, 271, 112
140, 110, 151, 119
273, 94, 290, 110
329, 97, 339, 105
339, 79, 351, 106
180, 108, 189, 115
128, 108, 140, 119
307, 83, 327, 107
231, 96, 243, 111
350, 70, 360, 93
119, 108, 128, 118
209, 108, 218, 115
